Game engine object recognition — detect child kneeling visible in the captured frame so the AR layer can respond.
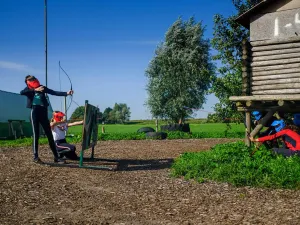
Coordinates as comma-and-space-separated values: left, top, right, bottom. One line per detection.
50, 111, 83, 160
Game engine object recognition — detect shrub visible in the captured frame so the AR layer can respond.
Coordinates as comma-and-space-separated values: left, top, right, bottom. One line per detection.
171, 141, 300, 189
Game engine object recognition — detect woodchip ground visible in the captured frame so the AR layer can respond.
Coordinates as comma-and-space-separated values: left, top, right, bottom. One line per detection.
1, 139, 300, 224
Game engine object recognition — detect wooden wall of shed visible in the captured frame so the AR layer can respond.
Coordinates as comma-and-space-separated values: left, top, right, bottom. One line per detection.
246, 37, 300, 95
250, 7, 300, 41
262, 0, 300, 13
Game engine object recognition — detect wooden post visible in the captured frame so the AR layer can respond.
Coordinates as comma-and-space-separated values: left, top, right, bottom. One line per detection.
242, 39, 251, 96
250, 111, 274, 137
245, 112, 251, 147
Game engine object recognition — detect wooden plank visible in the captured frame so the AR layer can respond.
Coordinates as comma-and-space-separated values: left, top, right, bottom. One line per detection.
252, 47, 300, 57
251, 63, 300, 72
253, 52, 300, 62
251, 36, 300, 47
252, 42, 300, 52
252, 89, 300, 95
229, 95, 300, 101
242, 71, 249, 78
251, 58, 300, 67
277, 100, 295, 107
252, 73, 300, 81
252, 78, 300, 86
251, 83, 300, 91
252, 68, 300, 76
237, 106, 300, 113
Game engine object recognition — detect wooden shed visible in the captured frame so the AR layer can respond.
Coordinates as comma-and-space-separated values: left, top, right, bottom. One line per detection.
229, 0, 300, 144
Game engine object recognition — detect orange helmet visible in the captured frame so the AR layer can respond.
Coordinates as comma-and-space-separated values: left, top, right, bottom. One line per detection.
53, 111, 66, 122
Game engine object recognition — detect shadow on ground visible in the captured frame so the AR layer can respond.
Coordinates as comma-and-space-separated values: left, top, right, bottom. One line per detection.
44, 157, 174, 171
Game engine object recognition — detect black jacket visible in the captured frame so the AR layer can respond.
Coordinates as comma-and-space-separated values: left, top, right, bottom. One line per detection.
20, 86, 68, 108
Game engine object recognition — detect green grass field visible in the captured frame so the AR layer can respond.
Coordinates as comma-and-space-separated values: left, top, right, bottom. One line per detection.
0, 122, 245, 147
68, 123, 245, 134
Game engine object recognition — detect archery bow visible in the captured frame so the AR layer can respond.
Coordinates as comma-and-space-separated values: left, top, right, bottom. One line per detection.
59, 61, 73, 114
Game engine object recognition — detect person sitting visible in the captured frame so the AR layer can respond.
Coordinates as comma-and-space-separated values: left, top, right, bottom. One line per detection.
249, 119, 300, 157
50, 111, 83, 160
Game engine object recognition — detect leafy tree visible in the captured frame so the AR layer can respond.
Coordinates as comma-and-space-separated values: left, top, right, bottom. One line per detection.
210, 0, 261, 122
97, 111, 103, 123
70, 106, 85, 121
111, 103, 131, 123
146, 17, 214, 124
102, 107, 113, 123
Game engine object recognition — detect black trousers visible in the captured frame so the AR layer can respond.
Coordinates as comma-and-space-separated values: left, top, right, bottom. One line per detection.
272, 148, 300, 157
55, 139, 78, 159
30, 106, 59, 159
55, 139, 76, 152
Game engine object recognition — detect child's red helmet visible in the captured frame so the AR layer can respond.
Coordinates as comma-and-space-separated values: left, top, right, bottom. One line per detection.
26, 76, 41, 89
53, 111, 66, 122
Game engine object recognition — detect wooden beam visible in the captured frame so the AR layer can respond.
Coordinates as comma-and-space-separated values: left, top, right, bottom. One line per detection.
252, 68, 300, 76
252, 89, 300, 95
251, 36, 300, 47
252, 78, 300, 86
246, 101, 252, 107
229, 95, 300, 101
251, 83, 300, 91
237, 106, 300, 113
252, 47, 300, 57
277, 100, 296, 107
251, 58, 300, 67
253, 52, 300, 62
250, 111, 275, 137
236, 102, 244, 107
242, 55, 252, 61
252, 63, 300, 72
252, 73, 300, 81
245, 112, 251, 147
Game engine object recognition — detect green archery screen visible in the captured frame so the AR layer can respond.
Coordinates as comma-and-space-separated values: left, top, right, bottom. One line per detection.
81, 102, 99, 150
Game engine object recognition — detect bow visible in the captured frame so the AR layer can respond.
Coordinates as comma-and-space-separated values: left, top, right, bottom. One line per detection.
59, 61, 73, 115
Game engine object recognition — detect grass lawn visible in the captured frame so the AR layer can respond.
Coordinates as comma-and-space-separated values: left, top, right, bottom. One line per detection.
68, 123, 245, 134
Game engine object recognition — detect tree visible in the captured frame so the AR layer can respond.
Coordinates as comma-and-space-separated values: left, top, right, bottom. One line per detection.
102, 107, 113, 123
111, 103, 131, 123
70, 106, 85, 121
210, 0, 261, 122
145, 17, 214, 124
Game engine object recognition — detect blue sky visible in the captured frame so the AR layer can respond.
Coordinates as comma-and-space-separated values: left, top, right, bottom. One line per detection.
0, 0, 236, 120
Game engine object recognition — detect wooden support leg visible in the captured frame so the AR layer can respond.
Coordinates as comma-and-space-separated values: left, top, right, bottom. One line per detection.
245, 112, 251, 147
250, 111, 275, 137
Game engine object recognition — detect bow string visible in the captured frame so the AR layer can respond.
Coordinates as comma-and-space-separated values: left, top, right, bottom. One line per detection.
59, 61, 73, 116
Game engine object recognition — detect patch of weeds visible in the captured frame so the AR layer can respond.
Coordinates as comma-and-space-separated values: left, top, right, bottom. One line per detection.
171, 141, 300, 189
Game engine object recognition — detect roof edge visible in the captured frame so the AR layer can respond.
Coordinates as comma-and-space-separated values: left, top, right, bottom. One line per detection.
235, 0, 273, 29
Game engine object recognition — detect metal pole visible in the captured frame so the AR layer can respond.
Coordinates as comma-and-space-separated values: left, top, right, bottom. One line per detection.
44, 0, 48, 87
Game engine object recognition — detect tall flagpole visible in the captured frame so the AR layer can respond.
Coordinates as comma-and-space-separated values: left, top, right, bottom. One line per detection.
44, 0, 48, 87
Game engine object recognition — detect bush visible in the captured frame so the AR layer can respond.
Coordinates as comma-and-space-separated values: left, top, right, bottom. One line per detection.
171, 141, 300, 189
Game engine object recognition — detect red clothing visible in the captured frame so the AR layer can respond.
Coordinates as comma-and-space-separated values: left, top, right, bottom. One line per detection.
257, 129, 300, 151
